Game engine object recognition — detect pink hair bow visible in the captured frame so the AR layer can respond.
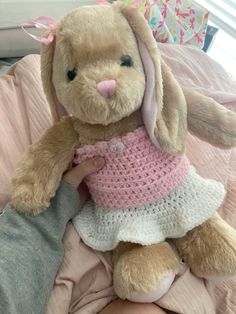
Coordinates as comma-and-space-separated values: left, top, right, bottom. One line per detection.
21, 16, 56, 45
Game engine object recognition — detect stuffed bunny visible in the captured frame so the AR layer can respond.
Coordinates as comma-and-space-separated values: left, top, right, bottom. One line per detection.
12, 2, 236, 303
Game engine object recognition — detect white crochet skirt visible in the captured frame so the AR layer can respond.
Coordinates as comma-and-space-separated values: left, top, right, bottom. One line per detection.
73, 167, 225, 252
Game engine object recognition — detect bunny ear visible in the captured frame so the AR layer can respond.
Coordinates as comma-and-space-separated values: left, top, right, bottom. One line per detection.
117, 3, 187, 154
21, 16, 65, 122
41, 29, 67, 122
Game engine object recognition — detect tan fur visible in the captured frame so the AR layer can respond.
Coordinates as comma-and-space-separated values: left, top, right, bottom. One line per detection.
118, 3, 163, 115
120, 3, 187, 154
174, 213, 236, 277
11, 117, 79, 214
183, 86, 236, 148
51, 5, 146, 126
155, 61, 187, 154
41, 34, 59, 121
73, 110, 143, 145
11, 2, 236, 300
113, 242, 180, 299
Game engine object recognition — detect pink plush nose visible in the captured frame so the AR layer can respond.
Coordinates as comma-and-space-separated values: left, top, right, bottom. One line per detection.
96, 80, 116, 98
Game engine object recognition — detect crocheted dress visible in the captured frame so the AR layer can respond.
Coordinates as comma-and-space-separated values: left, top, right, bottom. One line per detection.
73, 127, 225, 252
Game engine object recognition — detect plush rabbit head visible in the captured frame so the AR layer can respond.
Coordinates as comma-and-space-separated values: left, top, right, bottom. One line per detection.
41, 2, 187, 154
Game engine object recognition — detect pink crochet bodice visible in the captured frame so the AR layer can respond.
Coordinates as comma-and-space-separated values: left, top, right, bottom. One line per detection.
74, 127, 189, 209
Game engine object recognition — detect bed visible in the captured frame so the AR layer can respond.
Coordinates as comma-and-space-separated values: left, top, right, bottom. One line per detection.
0, 1, 236, 314
1, 43, 236, 313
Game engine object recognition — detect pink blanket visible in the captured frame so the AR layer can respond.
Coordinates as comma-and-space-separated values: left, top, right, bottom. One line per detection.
0, 44, 235, 314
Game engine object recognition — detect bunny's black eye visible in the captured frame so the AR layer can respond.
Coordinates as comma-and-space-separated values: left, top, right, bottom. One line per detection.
67, 68, 77, 81
120, 55, 133, 67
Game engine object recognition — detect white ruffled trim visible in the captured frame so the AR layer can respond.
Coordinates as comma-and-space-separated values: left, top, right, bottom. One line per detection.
73, 167, 226, 251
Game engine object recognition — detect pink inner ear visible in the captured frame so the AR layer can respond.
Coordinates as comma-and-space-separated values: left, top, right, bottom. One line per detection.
50, 36, 161, 146
55, 98, 67, 117
52, 85, 67, 118
137, 36, 160, 148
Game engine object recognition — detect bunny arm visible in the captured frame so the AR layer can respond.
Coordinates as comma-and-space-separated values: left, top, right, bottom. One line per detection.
183, 86, 236, 148
11, 116, 80, 215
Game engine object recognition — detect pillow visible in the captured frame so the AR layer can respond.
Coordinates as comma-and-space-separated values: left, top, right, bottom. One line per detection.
0, 55, 52, 210
0, 0, 95, 58
158, 43, 236, 108
119, 0, 209, 48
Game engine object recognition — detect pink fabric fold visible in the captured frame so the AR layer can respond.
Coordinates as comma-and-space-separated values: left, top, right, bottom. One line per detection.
159, 43, 236, 110
0, 55, 52, 210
